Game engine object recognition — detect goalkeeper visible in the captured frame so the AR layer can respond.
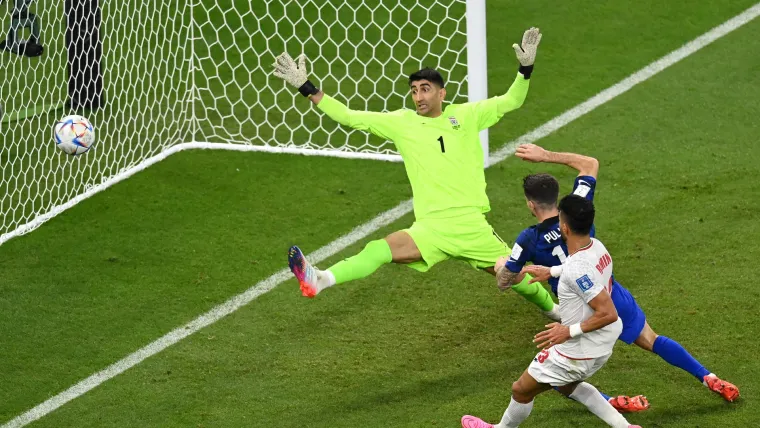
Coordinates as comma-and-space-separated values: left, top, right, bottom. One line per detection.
274, 28, 558, 319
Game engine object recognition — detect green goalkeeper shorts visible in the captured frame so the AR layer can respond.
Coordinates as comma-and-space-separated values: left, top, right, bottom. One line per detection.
403, 210, 510, 272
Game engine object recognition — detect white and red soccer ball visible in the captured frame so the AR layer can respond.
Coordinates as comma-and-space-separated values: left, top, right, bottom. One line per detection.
53, 115, 95, 155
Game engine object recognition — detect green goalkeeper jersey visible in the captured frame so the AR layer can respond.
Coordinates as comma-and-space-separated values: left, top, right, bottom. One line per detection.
317, 73, 530, 220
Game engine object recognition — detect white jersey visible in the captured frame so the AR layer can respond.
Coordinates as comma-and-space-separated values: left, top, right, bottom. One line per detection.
554, 238, 622, 359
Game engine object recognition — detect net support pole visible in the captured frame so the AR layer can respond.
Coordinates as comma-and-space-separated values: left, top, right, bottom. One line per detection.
65, 0, 104, 109
465, 0, 489, 167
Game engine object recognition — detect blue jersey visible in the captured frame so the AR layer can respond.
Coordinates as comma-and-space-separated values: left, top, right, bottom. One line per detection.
507, 175, 647, 344
506, 176, 597, 295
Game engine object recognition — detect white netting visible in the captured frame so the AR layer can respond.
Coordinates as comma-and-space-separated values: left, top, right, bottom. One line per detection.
194, 0, 470, 156
0, 0, 191, 239
0, 0, 474, 241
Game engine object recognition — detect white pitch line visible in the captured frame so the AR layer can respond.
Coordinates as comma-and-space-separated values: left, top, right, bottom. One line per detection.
4, 3, 760, 426
490, 2, 760, 165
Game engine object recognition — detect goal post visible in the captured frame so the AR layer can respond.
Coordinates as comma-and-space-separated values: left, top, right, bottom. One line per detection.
465, 0, 489, 167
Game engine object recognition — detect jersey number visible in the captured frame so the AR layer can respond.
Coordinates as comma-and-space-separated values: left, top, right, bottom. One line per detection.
437, 136, 445, 153
552, 245, 568, 263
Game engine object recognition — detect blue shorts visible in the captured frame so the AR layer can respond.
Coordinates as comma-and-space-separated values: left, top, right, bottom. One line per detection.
610, 281, 646, 344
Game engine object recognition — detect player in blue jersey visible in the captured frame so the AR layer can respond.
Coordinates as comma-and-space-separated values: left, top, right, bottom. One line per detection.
504, 143, 739, 406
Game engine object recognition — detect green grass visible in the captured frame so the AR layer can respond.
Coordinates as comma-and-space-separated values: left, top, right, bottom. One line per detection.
1, 0, 760, 427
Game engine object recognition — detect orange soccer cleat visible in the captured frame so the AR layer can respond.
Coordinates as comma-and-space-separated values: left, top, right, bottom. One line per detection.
608, 395, 650, 413
704, 374, 740, 402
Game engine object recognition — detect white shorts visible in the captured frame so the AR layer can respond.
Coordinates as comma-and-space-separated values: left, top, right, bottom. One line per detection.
527, 346, 611, 387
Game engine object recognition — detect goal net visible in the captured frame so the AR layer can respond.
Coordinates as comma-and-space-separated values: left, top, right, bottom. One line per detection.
0, 0, 191, 243
0, 0, 486, 243
195, 0, 481, 161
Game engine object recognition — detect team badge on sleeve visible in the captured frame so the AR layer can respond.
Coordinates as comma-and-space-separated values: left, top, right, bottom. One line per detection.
574, 181, 591, 197
448, 116, 460, 130
510, 243, 523, 260
575, 274, 594, 292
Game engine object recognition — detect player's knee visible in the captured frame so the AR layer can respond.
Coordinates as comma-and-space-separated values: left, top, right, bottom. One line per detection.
384, 232, 420, 264
636, 327, 659, 352
511, 380, 530, 402
511, 380, 522, 394
554, 383, 575, 397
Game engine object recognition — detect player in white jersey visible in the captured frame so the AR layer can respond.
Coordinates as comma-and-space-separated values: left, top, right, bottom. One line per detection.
462, 195, 641, 428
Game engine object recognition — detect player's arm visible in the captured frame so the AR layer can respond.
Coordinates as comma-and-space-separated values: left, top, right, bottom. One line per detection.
534, 263, 618, 349
495, 257, 524, 291
578, 288, 619, 334
496, 231, 535, 290
272, 52, 396, 139
515, 144, 599, 179
520, 264, 563, 284
465, 28, 542, 131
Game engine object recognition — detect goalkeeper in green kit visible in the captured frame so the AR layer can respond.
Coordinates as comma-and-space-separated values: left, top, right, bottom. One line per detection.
274, 28, 558, 320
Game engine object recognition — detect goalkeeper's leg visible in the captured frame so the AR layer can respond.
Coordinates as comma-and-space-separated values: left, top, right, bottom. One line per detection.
511, 275, 559, 319
466, 226, 558, 318
289, 231, 422, 298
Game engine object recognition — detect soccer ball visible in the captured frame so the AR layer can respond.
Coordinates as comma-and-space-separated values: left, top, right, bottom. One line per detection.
53, 115, 95, 155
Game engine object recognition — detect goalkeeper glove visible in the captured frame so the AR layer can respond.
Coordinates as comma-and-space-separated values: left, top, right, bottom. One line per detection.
273, 52, 319, 97
513, 27, 542, 79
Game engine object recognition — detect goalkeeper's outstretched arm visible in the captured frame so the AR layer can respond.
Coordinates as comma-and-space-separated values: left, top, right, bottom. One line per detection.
468, 27, 543, 130
272, 52, 394, 139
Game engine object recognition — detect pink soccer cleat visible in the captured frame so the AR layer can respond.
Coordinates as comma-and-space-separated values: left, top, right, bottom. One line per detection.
288, 245, 321, 298
461, 415, 493, 428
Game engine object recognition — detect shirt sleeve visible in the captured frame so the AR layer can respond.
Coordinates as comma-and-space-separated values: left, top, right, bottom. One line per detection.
562, 260, 604, 303
505, 229, 535, 273
459, 72, 530, 131
572, 175, 597, 201
316, 94, 402, 141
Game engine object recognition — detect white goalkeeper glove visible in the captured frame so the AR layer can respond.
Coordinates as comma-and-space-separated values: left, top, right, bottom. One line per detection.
513, 27, 542, 78
273, 52, 320, 97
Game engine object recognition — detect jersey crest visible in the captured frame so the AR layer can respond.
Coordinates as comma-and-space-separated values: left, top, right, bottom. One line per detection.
575, 274, 594, 292
448, 116, 460, 130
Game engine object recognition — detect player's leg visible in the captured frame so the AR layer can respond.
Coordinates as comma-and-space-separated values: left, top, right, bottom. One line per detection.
457, 217, 558, 316
556, 382, 639, 428
461, 370, 551, 428
288, 231, 412, 297
331, 218, 468, 285
494, 371, 551, 428
554, 351, 639, 427
326, 230, 419, 283
635, 322, 739, 402
585, 282, 649, 412
288, 221, 448, 297
552, 386, 649, 414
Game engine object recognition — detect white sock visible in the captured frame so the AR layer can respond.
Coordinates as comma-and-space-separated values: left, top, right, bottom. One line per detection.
318, 269, 336, 289
495, 397, 533, 428
569, 382, 630, 428
703, 372, 716, 387
550, 304, 561, 318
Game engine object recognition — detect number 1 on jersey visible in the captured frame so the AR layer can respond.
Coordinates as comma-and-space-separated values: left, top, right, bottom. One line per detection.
552, 245, 567, 263
437, 136, 445, 153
